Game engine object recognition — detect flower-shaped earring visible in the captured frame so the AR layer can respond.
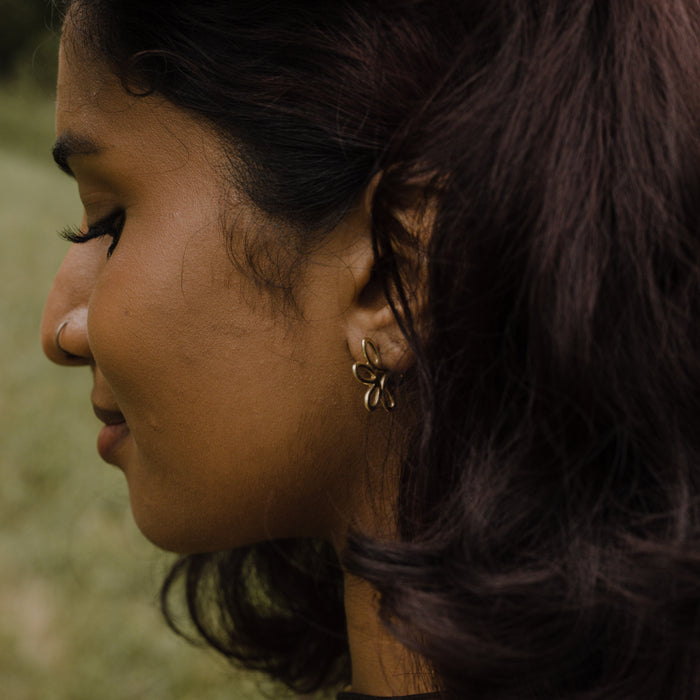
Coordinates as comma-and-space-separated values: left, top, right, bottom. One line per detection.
352, 338, 396, 412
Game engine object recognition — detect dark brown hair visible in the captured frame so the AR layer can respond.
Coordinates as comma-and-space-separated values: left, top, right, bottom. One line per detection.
60, 1, 700, 698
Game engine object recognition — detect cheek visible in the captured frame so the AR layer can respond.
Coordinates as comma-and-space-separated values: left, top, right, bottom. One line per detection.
86, 246, 362, 552
119, 348, 361, 553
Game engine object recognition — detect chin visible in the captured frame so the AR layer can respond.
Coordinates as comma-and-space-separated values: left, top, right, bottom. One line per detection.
127, 495, 261, 555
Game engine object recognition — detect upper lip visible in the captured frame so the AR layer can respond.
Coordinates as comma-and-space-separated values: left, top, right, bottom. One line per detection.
92, 404, 126, 426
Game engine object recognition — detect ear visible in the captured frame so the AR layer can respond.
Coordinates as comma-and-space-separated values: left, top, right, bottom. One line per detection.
342, 175, 425, 375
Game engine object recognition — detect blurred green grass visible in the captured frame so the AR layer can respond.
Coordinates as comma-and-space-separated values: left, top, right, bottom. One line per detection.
0, 85, 294, 699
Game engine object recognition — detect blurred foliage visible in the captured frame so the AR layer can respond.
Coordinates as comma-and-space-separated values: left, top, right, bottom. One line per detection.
0, 0, 60, 90
0, 86, 57, 161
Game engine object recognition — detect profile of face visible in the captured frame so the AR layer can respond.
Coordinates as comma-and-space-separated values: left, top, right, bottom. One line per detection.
41, 29, 393, 554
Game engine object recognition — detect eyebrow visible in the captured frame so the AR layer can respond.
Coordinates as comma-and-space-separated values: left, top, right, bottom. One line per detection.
52, 133, 104, 177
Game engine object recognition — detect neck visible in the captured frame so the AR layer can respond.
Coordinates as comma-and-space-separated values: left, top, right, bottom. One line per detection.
332, 417, 433, 696
342, 572, 433, 697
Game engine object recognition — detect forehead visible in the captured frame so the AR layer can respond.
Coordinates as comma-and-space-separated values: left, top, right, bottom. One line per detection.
57, 34, 135, 132
55, 35, 226, 177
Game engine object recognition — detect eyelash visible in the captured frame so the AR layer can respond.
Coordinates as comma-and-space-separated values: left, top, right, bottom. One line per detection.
59, 210, 126, 258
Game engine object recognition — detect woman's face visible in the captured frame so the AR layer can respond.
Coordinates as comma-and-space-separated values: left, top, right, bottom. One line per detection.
41, 35, 378, 553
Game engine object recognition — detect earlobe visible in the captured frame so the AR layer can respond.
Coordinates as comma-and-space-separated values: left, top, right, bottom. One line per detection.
347, 321, 415, 376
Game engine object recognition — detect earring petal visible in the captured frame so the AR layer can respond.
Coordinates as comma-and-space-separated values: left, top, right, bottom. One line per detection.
353, 362, 378, 385
366, 385, 382, 411
362, 338, 382, 369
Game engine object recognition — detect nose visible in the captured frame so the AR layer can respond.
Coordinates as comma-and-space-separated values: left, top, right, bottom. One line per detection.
41, 242, 100, 366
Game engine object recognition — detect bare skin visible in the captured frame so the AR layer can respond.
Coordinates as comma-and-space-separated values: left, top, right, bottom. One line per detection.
344, 575, 434, 696
42, 24, 431, 698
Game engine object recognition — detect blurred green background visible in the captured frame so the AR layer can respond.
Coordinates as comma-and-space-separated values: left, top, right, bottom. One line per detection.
0, 2, 300, 698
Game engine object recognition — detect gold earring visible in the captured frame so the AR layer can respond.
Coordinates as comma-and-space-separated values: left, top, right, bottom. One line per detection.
352, 338, 396, 412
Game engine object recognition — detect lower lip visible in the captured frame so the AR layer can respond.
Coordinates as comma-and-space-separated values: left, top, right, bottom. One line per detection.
97, 422, 130, 463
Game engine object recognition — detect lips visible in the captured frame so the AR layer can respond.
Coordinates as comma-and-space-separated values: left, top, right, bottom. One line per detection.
93, 403, 130, 464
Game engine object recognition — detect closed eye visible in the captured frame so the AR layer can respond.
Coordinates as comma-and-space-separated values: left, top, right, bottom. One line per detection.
59, 210, 126, 258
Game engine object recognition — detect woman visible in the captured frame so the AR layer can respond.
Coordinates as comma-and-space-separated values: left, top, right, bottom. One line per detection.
41, 1, 700, 698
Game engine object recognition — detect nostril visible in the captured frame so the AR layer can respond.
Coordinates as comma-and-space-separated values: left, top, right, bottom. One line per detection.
41, 307, 92, 366
55, 320, 81, 360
